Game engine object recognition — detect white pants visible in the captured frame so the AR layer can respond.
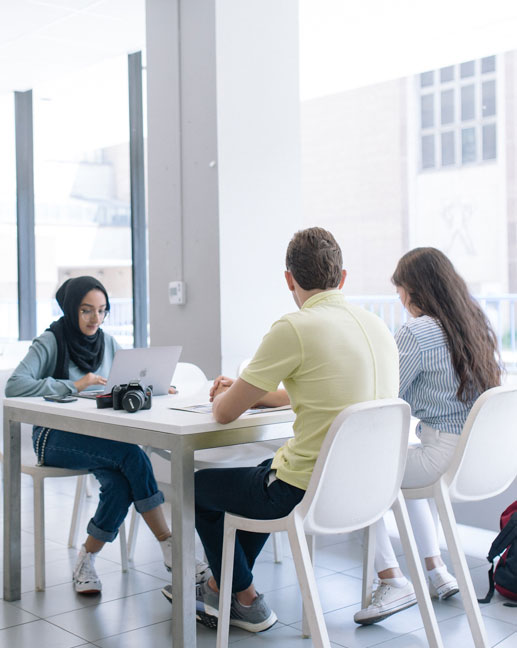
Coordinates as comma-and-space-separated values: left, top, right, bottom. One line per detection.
375, 423, 460, 573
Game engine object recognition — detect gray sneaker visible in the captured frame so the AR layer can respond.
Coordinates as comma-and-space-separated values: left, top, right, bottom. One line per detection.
162, 579, 278, 633
195, 579, 221, 630
160, 578, 219, 626
229, 593, 278, 632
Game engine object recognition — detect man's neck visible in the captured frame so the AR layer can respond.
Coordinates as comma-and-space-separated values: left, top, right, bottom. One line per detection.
296, 287, 337, 308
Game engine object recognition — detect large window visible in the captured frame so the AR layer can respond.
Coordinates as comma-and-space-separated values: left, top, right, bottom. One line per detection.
33, 57, 134, 345
419, 55, 497, 170
0, 95, 17, 341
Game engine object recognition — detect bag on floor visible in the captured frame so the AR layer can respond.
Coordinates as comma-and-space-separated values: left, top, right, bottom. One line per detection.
478, 501, 517, 606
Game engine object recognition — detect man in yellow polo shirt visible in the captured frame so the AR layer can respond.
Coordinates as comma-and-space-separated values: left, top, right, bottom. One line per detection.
165, 227, 399, 632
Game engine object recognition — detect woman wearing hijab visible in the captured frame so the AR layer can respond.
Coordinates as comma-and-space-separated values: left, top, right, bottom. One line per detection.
6, 276, 208, 594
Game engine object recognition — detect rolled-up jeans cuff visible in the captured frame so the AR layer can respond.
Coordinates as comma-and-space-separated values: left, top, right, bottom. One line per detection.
87, 519, 119, 543
134, 489, 164, 514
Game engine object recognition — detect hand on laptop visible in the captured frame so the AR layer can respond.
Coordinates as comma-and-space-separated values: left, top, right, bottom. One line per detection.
74, 372, 107, 393
209, 375, 234, 401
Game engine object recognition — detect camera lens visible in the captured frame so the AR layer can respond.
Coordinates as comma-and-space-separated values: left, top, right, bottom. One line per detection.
122, 389, 145, 413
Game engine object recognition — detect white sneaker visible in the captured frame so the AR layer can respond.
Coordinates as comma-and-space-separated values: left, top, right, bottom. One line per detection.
73, 544, 102, 595
160, 537, 212, 584
428, 569, 459, 600
354, 580, 417, 625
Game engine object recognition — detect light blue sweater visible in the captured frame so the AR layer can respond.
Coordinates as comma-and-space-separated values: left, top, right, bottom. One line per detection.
5, 330, 120, 397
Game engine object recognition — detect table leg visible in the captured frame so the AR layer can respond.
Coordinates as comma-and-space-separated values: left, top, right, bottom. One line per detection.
3, 413, 21, 601
170, 442, 196, 647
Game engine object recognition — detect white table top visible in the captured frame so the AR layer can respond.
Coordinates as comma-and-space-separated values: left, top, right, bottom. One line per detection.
2, 392, 295, 442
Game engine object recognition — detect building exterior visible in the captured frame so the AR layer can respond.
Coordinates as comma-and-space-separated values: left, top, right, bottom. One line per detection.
301, 51, 515, 297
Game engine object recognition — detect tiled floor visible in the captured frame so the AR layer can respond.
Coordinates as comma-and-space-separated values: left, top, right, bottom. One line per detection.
1, 474, 517, 647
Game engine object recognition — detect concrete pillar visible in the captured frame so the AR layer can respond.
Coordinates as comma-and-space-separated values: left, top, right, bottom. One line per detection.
146, 0, 301, 377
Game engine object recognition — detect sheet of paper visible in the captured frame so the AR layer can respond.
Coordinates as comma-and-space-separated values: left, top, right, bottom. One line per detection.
169, 404, 291, 415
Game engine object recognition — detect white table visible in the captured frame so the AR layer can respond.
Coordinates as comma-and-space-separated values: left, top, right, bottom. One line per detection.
3, 394, 294, 648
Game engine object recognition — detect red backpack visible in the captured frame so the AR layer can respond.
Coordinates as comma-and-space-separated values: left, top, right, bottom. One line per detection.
479, 501, 517, 606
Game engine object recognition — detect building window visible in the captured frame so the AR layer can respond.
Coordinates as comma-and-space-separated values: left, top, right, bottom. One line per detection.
419, 55, 497, 171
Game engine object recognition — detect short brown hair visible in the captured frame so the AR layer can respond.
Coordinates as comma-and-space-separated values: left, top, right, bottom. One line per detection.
285, 227, 343, 290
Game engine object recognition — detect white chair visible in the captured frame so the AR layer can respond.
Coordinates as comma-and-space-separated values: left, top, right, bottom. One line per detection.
216, 399, 444, 648
1, 365, 127, 592
400, 386, 517, 648
126, 361, 286, 562
1, 433, 128, 591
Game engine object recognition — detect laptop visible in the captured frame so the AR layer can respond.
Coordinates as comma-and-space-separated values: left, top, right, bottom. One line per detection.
77, 346, 182, 398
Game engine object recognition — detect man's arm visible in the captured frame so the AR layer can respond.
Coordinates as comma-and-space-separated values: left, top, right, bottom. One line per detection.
253, 389, 290, 408
212, 377, 267, 424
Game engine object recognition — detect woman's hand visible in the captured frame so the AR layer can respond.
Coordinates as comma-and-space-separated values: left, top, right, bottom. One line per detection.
74, 372, 107, 393
209, 375, 234, 402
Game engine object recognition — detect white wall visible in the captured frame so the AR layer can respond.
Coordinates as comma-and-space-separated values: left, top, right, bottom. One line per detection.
411, 164, 507, 293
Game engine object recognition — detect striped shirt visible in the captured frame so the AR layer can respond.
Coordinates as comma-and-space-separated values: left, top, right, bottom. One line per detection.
396, 315, 476, 435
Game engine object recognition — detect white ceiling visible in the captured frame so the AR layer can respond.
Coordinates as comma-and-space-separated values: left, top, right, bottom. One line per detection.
3, 0, 517, 102
0, 0, 145, 96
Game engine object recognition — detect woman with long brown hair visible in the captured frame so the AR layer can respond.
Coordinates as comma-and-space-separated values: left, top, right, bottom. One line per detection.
355, 247, 502, 625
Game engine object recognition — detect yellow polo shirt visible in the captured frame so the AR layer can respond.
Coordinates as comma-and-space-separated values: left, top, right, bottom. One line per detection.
240, 290, 399, 490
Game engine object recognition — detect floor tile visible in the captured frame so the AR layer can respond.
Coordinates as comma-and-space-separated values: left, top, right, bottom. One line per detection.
1, 473, 510, 648
95, 618, 249, 647
252, 553, 335, 593
0, 618, 85, 648
231, 622, 343, 647
12, 568, 167, 618
47, 588, 173, 642
0, 599, 39, 630
482, 599, 517, 626
264, 572, 363, 625
293, 596, 463, 648
494, 632, 517, 647
374, 611, 517, 647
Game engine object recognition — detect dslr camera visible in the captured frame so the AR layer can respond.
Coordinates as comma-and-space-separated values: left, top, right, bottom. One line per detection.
112, 381, 153, 413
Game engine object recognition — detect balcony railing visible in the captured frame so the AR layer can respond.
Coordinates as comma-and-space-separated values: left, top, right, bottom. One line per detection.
2, 294, 517, 369
347, 294, 517, 370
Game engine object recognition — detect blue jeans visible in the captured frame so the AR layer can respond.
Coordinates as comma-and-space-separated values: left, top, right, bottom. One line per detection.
33, 426, 164, 542
195, 459, 305, 592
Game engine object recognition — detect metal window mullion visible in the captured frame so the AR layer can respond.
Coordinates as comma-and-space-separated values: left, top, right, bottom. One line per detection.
434, 89, 441, 168
14, 90, 36, 340
454, 82, 461, 168
128, 51, 148, 348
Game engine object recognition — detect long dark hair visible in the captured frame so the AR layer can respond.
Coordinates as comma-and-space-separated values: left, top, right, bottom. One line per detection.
392, 247, 501, 402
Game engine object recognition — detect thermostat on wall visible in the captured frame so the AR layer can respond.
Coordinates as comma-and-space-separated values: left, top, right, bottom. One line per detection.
169, 281, 186, 305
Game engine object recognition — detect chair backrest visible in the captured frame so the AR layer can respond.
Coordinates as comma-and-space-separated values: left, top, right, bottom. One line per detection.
237, 358, 251, 377
0, 340, 32, 370
298, 399, 411, 535
171, 362, 208, 398
447, 386, 517, 502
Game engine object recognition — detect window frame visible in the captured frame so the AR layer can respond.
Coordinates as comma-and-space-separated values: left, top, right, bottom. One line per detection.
419, 56, 497, 171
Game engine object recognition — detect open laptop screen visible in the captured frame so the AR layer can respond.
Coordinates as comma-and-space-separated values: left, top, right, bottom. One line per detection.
78, 346, 182, 397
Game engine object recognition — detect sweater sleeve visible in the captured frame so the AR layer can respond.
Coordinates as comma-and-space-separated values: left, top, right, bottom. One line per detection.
4, 332, 77, 397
